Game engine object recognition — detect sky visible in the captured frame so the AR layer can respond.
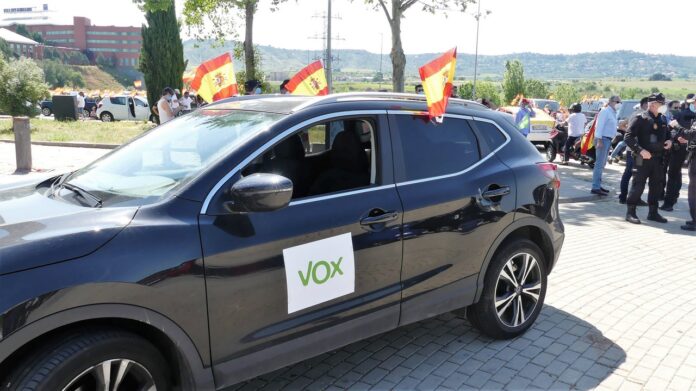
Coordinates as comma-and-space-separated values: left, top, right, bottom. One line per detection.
7, 0, 696, 56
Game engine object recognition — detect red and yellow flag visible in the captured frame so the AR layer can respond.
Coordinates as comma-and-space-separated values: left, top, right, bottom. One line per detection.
581, 115, 598, 154
286, 60, 329, 96
419, 47, 457, 120
191, 53, 239, 103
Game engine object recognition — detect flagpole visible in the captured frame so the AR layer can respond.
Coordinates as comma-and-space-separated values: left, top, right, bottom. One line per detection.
326, 0, 333, 94
472, 0, 482, 100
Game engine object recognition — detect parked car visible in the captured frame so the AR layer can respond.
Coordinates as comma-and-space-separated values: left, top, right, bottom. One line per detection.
0, 93, 565, 390
500, 106, 558, 158
97, 95, 154, 122
615, 99, 641, 121
40, 98, 97, 117
531, 99, 560, 113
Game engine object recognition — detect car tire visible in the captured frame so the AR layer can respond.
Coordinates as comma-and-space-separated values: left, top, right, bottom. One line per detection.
100, 112, 113, 122
41, 107, 51, 117
545, 142, 557, 162
467, 239, 547, 340
2, 328, 171, 391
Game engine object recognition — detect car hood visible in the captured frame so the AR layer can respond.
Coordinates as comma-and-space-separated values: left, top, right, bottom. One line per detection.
0, 185, 138, 275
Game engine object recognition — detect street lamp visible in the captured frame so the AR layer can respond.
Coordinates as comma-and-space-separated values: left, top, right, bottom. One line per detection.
471, 1, 490, 100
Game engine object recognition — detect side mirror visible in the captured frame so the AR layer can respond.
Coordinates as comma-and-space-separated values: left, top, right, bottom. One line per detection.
224, 173, 293, 213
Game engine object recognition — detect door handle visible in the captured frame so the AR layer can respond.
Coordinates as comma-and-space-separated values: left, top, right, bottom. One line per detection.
481, 186, 511, 201
360, 211, 399, 226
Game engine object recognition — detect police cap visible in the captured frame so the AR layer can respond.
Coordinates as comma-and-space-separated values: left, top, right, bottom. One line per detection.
647, 93, 666, 104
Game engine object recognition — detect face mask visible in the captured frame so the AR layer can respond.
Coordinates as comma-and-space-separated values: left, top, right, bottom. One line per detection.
658, 105, 668, 115
166, 95, 172, 102
690, 104, 696, 113
670, 109, 679, 116
255, 87, 262, 94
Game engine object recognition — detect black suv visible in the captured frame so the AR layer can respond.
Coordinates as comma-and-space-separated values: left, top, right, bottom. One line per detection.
0, 93, 564, 390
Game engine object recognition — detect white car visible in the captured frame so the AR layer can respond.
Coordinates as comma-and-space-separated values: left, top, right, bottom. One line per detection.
97, 95, 153, 122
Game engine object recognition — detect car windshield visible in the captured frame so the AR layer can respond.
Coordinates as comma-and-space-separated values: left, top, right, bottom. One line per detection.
534, 100, 560, 112
65, 109, 283, 205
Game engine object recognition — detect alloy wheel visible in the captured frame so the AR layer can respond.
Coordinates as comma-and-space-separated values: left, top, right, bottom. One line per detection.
61, 359, 156, 391
494, 252, 542, 328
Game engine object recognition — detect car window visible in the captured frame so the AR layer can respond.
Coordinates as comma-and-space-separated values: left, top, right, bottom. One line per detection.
472, 120, 507, 155
391, 115, 480, 182
109, 97, 126, 105
242, 118, 377, 200
134, 99, 148, 107
67, 110, 283, 204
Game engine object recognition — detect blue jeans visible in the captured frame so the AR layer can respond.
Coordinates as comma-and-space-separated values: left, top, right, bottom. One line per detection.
610, 141, 626, 160
619, 152, 634, 201
592, 137, 612, 190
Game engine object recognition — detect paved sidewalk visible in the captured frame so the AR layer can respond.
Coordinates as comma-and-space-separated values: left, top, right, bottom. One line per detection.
227, 200, 696, 391
0, 142, 107, 176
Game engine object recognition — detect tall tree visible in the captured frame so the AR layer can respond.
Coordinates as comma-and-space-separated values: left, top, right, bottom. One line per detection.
138, 0, 186, 108
502, 60, 525, 104
524, 79, 549, 99
0, 38, 12, 59
359, 0, 475, 92
137, 0, 287, 84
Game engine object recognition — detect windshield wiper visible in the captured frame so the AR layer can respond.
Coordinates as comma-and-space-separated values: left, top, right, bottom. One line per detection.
61, 182, 103, 208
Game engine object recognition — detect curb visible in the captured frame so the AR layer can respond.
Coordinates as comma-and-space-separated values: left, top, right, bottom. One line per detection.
0, 139, 118, 150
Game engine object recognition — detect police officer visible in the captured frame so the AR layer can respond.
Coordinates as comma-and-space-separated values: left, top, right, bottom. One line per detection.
624, 93, 673, 224
669, 118, 696, 231
660, 94, 696, 211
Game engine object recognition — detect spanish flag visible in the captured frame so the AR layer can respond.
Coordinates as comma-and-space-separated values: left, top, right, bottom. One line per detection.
191, 53, 239, 103
286, 60, 329, 96
581, 115, 598, 155
419, 47, 457, 121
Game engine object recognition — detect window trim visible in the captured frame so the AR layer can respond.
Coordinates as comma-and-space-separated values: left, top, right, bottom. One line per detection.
200, 110, 387, 214
388, 112, 511, 187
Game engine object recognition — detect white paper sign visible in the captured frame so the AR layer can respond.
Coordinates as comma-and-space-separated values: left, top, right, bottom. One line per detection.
283, 233, 355, 314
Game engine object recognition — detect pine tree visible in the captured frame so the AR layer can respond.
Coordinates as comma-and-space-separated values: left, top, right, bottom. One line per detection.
139, 0, 185, 110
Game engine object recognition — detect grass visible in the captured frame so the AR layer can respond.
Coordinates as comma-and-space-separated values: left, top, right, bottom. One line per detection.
0, 118, 154, 145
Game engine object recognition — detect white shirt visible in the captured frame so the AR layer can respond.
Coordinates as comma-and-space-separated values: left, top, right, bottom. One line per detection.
77, 95, 85, 108
158, 98, 174, 124
171, 96, 179, 109
595, 106, 618, 139
181, 96, 193, 110
567, 113, 587, 137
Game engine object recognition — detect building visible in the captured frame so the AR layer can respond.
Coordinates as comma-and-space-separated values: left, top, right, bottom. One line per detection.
1, 2, 53, 26
0, 27, 42, 59
2, 8, 142, 68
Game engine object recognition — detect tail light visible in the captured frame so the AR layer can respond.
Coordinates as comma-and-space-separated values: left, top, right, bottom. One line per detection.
537, 162, 560, 189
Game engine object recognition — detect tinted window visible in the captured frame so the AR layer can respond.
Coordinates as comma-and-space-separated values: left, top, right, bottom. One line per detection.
110, 97, 126, 105
392, 115, 480, 182
472, 120, 507, 154
134, 98, 148, 107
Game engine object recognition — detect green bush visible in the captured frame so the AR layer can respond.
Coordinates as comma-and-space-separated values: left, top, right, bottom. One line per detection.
40, 60, 85, 88
0, 57, 50, 117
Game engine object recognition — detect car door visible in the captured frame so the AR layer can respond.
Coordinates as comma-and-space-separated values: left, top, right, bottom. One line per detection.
134, 98, 150, 120
198, 113, 403, 387
387, 112, 517, 325
108, 96, 128, 120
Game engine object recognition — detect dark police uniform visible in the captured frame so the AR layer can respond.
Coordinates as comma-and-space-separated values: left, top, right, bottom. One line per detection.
662, 106, 696, 209
673, 123, 696, 230
624, 94, 671, 223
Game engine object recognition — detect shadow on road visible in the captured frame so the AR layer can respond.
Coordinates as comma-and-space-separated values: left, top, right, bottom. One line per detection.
226, 305, 626, 390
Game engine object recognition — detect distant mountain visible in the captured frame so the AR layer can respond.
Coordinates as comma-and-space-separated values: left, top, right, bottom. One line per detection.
183, 40, 696, 80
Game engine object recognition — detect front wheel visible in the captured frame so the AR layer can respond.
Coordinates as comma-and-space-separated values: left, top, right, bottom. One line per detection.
3, 329, 171, 391
41, 107, 52, 116
467, 239, 547, 339
545, 142, 557, 162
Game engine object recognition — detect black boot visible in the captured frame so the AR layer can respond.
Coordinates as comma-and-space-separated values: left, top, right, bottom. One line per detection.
626, 205, 641, 224
647, 206, 668, 223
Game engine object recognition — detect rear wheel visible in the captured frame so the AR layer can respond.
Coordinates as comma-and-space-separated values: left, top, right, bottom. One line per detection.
3, 329, 171, 391
468, 239, 547, 339
100, 112, 113, 122
41, 107, 52, 116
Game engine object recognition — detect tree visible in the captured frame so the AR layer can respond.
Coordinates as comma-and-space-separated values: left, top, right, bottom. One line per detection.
502, 60, 525, 104
553, 84, 580, 106
648, 72, 671, 81
0, 38, 12, 59
40, 60, 85, 88
524, 79, 548, 99
138, 0, 186, 108
359, 0, 475, 92
458, 80, 501, 107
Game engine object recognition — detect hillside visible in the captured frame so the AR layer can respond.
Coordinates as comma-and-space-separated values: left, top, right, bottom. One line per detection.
75, 65, 125, 91
184, 40, 696, 80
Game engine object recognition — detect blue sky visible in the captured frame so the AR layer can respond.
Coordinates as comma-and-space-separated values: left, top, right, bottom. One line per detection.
14, 0, 696, 56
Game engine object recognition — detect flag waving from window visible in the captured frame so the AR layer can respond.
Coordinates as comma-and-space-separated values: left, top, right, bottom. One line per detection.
418, 47, 457, 121
191, 53, 238, 103
286, 60, 329, 96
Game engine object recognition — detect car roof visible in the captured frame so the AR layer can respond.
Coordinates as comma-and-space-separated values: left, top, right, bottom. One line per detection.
207, 92, 491, 116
